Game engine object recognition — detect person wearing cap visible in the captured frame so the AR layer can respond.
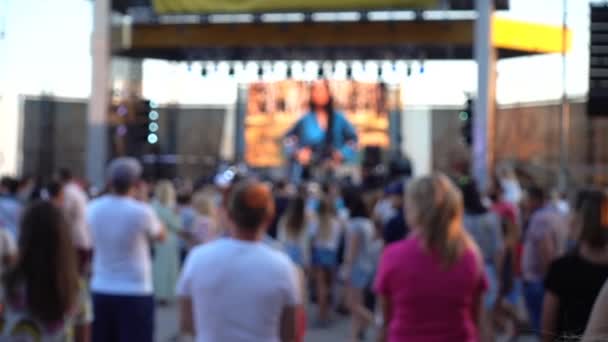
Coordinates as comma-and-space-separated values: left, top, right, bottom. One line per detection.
176, 180, 300, 342
87, 158, 166, 342
382, 181, 409, 246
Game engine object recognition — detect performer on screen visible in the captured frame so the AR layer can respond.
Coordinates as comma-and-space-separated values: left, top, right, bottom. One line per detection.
284, 80, 358, 182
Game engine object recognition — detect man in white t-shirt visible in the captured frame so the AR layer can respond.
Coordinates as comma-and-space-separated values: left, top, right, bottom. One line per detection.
176, 180, 300, 342
87, 158, 166, 342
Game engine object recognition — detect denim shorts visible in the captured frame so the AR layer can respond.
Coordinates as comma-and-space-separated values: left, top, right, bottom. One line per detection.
350, 265, 372, 289
285, 244, 305, 266
312, 248, 338, 268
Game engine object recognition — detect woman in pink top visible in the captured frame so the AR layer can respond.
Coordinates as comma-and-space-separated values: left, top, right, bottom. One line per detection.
374, 173, 488, 342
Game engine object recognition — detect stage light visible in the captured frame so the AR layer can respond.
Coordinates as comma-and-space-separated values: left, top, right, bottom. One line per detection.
117, 104, 128, 116
419, 62, 425, 74
377, 64, 383, 80
149, 111, 159, 121
257, 63, 264, 79
228, 64, 235, 77
149, 101, 158, 109
317, 63, 325, 79
147, 133, 158, 144
346, 64, 353, 79
149, 122, 159, 132
116, 125, 127, 136
201, 65, 208, 77
305, 61, 318, 80
406, 63, 412, 77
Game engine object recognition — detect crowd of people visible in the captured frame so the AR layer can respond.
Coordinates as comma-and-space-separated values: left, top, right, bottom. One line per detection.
0, 158, 608, 342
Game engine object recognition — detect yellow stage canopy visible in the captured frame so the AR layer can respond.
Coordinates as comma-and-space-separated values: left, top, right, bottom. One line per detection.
493, 17, 572, 54
153, 0, 438, 14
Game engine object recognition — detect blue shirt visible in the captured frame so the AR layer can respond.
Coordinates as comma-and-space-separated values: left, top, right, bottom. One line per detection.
285, 111, 358, 163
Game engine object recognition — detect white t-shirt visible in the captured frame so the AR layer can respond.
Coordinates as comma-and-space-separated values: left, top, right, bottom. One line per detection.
87, 195, 162, 295
176, 238, 300, 342
63, 182, 91, 249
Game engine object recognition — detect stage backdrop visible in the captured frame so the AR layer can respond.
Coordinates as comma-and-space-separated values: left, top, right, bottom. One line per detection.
245, 80, 399, 167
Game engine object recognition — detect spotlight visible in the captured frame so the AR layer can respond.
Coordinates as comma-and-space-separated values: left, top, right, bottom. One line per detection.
257, 63, 264, 79
228, 64, 235, 77
148, 111, 159, 121
201, 65, 208, 77
346, 64, 353, 79
147, 133, 158, 144
317, 64, 325, 79
406, 63, 412, 77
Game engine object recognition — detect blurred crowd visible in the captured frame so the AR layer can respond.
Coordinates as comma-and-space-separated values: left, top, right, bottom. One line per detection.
0, 159, 607, 342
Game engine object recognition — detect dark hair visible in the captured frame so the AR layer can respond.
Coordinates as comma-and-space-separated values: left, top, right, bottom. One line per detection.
228, 181, 275, 232
1, 177, 19, 195
113, 179, 132, 195
460, 179, 487, 215
58, 168, 73, 182
528, 186, 547, 203
575, 189, 593, 211
343, 187, 369, 219
284, 195, 306, 237
578, 190, 608, 250
487, 177, 501, 202
274, 179, 288, 192
47, 181, 63, 200
177, 193, 192, 205
309, 80, 336, 153
5, 201, 79, 323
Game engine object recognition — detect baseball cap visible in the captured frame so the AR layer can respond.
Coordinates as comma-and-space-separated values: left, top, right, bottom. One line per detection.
107, 157, 142, 190
385, 181, 404, 196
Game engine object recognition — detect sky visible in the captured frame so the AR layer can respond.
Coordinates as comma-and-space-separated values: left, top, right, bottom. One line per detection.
0, 0, 596, 106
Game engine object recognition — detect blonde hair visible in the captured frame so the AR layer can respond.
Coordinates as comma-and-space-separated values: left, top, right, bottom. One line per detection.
407, 173, 466, 266
155, 180, 176, 208
317, 196, 336, 242
192, 191, 216, 217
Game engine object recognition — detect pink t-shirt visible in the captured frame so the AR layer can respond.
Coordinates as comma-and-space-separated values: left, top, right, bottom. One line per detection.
374, 235, 487, 342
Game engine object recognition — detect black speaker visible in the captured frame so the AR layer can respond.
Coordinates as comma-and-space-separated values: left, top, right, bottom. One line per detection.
588, 5, 608, 116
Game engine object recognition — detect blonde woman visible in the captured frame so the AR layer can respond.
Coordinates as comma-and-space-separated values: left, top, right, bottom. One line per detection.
151, 180, 182, 305
278, 195, 312, 267
310, 196, 343, 325
374, 173, 487, 342
189, 191, 218, 247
